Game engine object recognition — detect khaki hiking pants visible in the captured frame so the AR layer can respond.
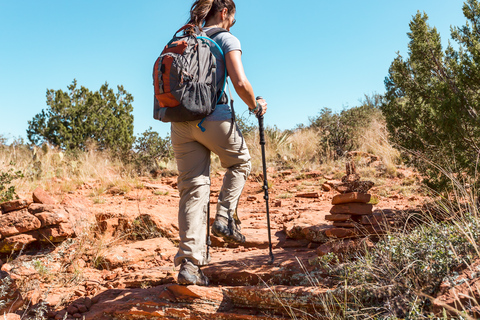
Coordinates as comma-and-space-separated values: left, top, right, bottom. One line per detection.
171, 120, 251, 267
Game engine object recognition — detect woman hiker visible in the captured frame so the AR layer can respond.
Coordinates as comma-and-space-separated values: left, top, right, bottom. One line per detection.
165, 0, 268, 286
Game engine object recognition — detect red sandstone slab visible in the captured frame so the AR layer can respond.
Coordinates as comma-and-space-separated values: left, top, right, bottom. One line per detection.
1, 199, 31, 214
325, 228, 357, 239
331, 192, 371, 205
330, 203, 373, 215
0, 209, 41, 238
332, 222, 357, 228
32, 188, 56, 205
296, 192, 319, 199
325, 214, 352, 222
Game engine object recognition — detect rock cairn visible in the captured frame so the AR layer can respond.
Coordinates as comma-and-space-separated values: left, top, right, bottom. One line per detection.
324, 161, 392, 239
0, 188, 75, 254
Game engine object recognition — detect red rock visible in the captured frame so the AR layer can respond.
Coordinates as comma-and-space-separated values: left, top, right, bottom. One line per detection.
67, 305, 79, 314
247, 195, 257, 201
321, 183, 332, 192
274, 199, 282, 207
0, 271, 24, 314
332, 221, 357, 228
301, 225, 336, 243
2, 314, 21, 320
34, 209, 69, 227
28, 203, 62, 214
325, 214, 352, 222
135, 211, 179, 239
37, 222, 74, 243
357, 212, 390, 225
330, 203, 373, 215
296, 192, 319, 198
325, 228, 357, 239
32, 187, 57, 204
0, 234, 38, 253
1, 198, 31, 213
0, 209, 41, 238
98, 218, 120, 238
102, 238, 176, 268
331, 192, 371, 205
433, 259, 480, 317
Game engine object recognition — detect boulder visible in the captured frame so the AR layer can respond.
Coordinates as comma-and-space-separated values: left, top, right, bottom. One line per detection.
0, 234, 38, 253
37, 222, 75, 243
28, 203, 61, 214
135, 211, 179, 239
32, 187, 57, 205
0, 209, 41, 238
1, 198, 31, 213
34, 208, 69, 227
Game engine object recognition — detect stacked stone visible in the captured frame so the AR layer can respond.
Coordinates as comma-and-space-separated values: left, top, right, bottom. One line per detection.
0, 188, 74, 254
324, 192, 380, 238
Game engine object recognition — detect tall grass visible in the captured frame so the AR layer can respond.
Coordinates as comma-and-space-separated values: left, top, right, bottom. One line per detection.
314, 172, 480, 319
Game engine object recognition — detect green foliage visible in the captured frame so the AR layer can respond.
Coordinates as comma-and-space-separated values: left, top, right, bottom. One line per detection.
27, 79, 134, 154
321, 212, 480, 318
382, 2, 480, 191
132, 127, 173, 174
0, 166, 23, 203
308, 94, 383, 160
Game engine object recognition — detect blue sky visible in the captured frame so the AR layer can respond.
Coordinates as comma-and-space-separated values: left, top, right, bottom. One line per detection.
0, 0, 467, 143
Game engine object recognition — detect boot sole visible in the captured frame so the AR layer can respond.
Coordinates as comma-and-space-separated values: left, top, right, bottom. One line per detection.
212, 227, 246, 244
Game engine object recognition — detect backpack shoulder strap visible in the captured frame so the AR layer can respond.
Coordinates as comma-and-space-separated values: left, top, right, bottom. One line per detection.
205, 27, 228, 38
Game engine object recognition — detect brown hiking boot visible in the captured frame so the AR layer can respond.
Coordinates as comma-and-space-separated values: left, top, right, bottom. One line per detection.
211, 215, 246, 244
177, 258, 209, 286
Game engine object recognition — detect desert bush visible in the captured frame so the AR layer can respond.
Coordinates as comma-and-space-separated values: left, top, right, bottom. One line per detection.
317, 187, 480, 318
131, 127, 174, 175
0, 166, 23, 203
308, 95, 383, 161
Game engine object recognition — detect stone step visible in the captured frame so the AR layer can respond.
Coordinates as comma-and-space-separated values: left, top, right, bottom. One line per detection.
203, 247, 325, 286
63, 284, 329, 320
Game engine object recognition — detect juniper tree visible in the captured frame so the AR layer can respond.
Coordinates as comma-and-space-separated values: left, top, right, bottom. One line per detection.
382, 0, 480, 190
27, 79, 134, 154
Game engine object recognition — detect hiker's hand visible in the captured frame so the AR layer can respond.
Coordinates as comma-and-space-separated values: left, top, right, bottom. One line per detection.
253, 97, 267, 117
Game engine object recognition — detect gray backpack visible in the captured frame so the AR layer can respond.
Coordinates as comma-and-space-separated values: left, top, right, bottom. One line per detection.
153, 25, 227, 122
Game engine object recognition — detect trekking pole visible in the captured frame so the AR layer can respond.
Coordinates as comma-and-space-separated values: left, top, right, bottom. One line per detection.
256, 96, 274, 265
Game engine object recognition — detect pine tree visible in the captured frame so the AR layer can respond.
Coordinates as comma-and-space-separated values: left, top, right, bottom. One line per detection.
382, 1, 480, 190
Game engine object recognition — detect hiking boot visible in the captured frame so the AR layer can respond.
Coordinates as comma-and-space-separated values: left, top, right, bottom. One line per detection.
177, 259, 209, 286
211, 215, 246, 244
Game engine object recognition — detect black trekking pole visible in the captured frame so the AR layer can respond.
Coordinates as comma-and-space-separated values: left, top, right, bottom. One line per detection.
256, 96, 274, 265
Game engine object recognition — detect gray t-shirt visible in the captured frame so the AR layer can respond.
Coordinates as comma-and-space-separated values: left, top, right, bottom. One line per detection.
155, 29, 241, 122
204, 28, 241, 121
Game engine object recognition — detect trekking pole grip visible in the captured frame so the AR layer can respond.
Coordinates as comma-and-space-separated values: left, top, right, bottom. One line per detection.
256, 96, 266, 145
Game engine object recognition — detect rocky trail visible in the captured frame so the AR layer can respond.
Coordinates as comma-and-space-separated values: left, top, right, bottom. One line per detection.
0, 164, 427, 319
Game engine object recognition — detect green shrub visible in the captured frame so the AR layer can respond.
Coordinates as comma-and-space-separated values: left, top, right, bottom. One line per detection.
382, 1, 480, 192
0, 166, 23, 203
131, 127, 173, 175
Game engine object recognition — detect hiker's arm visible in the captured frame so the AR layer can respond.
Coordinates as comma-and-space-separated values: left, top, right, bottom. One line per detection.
225, 50, 267, 115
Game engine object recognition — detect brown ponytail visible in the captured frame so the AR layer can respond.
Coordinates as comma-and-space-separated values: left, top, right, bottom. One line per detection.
188, 0, 236, 29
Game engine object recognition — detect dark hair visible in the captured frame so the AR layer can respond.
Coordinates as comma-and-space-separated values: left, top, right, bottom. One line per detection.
188, 0, 236, 28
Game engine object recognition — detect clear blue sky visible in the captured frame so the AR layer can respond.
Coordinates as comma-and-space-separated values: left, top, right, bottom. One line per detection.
0, 0, 467, 143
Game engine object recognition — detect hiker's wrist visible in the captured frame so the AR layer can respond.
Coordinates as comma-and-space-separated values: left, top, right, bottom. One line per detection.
250, 101, 261, 114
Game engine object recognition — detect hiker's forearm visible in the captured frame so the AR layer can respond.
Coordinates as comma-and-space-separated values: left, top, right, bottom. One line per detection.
232, 78, 256, 110
225, 51, 256, 110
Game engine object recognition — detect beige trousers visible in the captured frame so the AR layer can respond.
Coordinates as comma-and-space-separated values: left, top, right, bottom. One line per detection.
171, 120, 251, 266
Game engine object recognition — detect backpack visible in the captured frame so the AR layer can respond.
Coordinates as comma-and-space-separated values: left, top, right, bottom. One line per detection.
153, 24, 228, 122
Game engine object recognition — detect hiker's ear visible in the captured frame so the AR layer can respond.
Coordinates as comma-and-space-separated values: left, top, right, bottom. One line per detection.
221, 7, 228, 20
